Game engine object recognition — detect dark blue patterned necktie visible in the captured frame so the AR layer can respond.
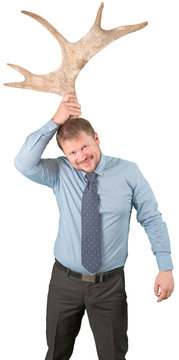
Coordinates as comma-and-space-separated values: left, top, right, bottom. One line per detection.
81, 172, 101, 273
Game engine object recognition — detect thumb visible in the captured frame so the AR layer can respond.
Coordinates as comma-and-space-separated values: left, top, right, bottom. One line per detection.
63, 93, 77, 102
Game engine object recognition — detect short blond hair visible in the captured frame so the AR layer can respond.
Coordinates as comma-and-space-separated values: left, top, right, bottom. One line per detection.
56, 117, 95, 150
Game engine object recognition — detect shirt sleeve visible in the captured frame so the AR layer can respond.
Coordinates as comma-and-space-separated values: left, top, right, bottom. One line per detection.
131, 163, 174, 271
14, 119, 60, 188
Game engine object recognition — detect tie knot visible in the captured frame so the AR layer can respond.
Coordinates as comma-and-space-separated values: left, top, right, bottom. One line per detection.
85, 172, 97, 183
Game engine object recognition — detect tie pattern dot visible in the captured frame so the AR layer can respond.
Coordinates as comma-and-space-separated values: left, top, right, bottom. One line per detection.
81, 172, 101, 273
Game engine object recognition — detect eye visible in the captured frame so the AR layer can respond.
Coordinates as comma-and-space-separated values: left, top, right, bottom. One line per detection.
82, 145, 88, 150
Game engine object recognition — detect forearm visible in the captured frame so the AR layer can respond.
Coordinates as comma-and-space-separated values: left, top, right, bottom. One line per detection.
131, 163, 174, 272
143, 216, 174, 271
14, 119, 59, 175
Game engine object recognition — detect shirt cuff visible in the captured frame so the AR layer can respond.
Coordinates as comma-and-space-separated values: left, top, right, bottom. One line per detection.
156, 254, 174, 271
40, 119, 60, 136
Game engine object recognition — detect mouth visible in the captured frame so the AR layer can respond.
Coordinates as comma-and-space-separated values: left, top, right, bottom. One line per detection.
81, 156, 93, 166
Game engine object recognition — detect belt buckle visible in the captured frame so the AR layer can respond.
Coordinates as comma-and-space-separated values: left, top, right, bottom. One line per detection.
82, 274, 103, 283
82, 274, 96, 283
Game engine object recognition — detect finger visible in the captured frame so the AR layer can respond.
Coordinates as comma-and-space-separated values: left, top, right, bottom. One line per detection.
154, 283, 159, 296
63, 94, 77, 102
71, 111, 82, 116
166, 290, 172, 299
66, 110, 82, 116
66, 106, 82, 114
64, 102, 81, 108
157, 289, 167, 302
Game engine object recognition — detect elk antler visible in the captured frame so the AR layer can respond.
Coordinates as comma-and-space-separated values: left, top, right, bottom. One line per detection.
4, 2, 148, 97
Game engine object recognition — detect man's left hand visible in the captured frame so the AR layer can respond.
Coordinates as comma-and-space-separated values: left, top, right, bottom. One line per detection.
154, 270, 174, 302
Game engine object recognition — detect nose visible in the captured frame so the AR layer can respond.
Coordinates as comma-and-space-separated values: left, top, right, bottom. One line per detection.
77, 151, 87, 164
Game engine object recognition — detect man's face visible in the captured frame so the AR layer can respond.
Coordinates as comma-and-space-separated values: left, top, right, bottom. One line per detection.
61, 130, 101, 172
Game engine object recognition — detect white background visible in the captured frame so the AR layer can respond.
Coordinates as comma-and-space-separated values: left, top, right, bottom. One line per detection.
0, 0, 178, 359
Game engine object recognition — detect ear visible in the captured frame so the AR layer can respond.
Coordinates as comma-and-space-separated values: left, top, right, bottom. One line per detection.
94, 132, 100, 145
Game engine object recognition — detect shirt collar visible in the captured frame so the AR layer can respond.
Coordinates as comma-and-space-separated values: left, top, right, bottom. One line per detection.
79, 151, 105, 179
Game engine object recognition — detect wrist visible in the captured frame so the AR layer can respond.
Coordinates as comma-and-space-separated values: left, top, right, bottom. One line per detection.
52, 116, 61, 125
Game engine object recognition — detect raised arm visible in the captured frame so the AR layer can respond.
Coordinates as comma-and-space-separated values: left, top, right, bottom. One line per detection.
14, 94, 82, 187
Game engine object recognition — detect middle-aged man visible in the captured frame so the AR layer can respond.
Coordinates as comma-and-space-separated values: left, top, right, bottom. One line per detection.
14, 93, 174, 360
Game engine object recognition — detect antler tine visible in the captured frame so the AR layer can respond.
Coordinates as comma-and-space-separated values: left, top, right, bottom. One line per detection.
21, 10, 69, 48
92, 2, 104, 29
6, 63, 32, 77
4, 63, 32, 89
105, 21, 148, 42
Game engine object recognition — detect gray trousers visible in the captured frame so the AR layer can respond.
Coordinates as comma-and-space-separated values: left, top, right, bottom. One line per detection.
45, 260, 128, 360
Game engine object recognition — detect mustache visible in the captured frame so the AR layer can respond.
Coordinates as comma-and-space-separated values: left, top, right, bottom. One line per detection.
78, 155, 92, 165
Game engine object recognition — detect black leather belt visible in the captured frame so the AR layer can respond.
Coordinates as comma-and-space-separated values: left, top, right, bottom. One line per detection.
55, 259, 124, 283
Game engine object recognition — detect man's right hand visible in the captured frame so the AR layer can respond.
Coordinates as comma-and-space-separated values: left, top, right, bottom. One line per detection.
52, 93, 82, 125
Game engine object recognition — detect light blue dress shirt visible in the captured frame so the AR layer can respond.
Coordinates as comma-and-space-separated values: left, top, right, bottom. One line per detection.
14, 119, 174, 274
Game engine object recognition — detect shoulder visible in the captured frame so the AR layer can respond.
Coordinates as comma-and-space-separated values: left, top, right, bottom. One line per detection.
103, 154, 142, 185
104, 154, 138, 172
53, 155, 75, 173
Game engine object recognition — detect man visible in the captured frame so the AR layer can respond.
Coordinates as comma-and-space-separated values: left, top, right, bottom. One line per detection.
14, 93, 174, 360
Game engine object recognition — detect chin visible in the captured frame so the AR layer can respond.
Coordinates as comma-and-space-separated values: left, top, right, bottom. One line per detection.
84, 168, 93, 173
83, 164, 97, 172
